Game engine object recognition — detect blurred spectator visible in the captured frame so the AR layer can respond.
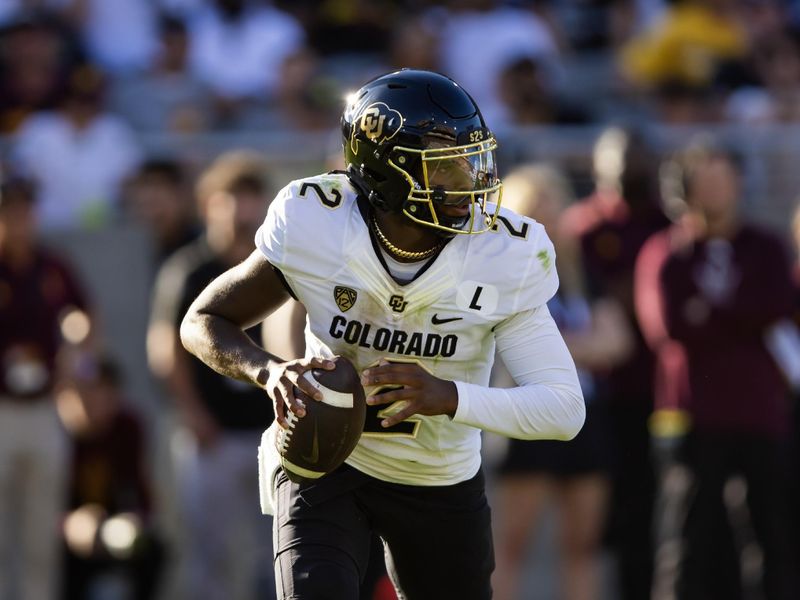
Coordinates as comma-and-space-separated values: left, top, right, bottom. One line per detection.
123, 158, 200, 266
235, 46, 343, 132
59, 0, 158, 75
187, 0, 305, 122
536, 0, 628, 52
653, 80, 723, 124
159, 0, 204, 18
0, 0, 69, 24
262, 48, 342, 132
791, 200, 800, 308
615, 0, 670, 42
789, 202, 800, 580
619, 0, 748, 91
497, 56, 591, 125
110, 15, 212, 133
56, 354, 166, 600
433, 0, 560, 128
295, 0, 397, 57
559, 126, 669, 600
734, 0, 787, 48
0, 173, 92, 600
12, 63, 142, 231
636, 139, 797, 600
531, 0, 671, 52
0, 12, 83, 134
725, 30, 800, 124
491, 164, 632, 600
387, 16, 440, 73
147, 152, 278, 600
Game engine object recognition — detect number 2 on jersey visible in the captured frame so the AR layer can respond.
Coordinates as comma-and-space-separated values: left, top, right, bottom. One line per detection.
299, 181, 342, 209
360, 359, 424, 439
362, 388, 421, 438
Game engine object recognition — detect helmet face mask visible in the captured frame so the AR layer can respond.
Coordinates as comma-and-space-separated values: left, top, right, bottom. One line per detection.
342, 69, 502, 237
389, 138, 501, 234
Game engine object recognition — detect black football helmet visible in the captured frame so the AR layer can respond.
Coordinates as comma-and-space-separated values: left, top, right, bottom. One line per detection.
342, 69, 502, 236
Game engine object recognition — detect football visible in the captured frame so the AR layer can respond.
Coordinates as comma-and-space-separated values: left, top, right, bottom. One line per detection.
275, 356, 366, 484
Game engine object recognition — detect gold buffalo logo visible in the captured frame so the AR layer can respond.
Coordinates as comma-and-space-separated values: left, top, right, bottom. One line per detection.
334, 286, 358, 312
350, 102, 403, 154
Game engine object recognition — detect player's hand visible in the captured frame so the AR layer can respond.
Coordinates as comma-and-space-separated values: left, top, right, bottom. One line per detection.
360, 361, 458, 428
264, 357, 335, 428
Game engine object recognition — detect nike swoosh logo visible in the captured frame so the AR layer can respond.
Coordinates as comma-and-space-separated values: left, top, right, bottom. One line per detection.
431, 314, 463, 325
301, 422, 320, 464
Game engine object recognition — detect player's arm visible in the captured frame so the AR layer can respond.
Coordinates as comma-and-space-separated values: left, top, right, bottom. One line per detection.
364, 221, 584, 437
452, 222, 583, 439
362, 306, 585, 439
452, 305, 585, 440
179, 249, 333, 427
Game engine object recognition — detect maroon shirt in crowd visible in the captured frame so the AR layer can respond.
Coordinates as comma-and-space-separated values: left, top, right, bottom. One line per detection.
68, 407, 152, 516
637, 224, 793, 438
560, 191, 670, 404
0, 249, 88, 399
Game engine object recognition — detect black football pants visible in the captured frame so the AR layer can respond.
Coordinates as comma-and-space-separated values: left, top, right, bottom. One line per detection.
272, 464, 494, 600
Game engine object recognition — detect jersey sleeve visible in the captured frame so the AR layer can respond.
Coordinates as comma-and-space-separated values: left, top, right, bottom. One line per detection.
503, 217, 560, 313
521, 221, 558, 310
255, 182, 293, 271
254, 176, 349, 282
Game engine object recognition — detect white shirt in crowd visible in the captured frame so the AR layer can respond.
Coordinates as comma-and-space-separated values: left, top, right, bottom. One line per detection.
13, 111, 142, 230
80, 0, 159, 74
0, 0, 157, 74
435, 6, 559, 129
0, 0, 67, 24
188, 3, 305, 100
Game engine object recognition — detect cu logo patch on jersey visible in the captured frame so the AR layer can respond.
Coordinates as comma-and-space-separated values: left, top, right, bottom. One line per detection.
388, 294, 407, 313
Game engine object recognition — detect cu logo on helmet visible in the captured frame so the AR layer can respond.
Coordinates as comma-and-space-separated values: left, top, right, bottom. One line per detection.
359, 102, 402, 145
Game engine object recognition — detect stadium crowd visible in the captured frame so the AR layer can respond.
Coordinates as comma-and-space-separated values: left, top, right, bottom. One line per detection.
2, 0, 800, 599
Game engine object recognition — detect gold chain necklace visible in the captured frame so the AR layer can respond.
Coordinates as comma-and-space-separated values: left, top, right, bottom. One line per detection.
371, 215, 443, 261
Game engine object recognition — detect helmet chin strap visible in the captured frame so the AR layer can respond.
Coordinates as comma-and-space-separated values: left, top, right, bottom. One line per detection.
404, 202, 468, 238
347, 165, 469, 237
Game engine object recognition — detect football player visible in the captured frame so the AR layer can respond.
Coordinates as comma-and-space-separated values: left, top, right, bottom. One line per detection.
180, 69, 585, 599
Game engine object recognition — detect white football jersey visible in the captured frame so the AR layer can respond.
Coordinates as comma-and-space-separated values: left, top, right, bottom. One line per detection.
256, 172, 559, 486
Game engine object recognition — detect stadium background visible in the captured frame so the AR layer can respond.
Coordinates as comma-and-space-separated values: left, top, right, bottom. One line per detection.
2, 0, 800, 599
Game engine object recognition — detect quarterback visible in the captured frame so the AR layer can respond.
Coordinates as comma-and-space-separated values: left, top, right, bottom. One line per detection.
181, 69, 585, 599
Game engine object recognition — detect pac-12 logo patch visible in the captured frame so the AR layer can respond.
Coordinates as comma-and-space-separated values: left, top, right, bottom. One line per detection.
334, 286, 358, 312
